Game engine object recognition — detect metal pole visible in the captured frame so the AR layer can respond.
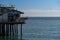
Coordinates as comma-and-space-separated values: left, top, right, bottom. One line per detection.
21, 24, 22, 40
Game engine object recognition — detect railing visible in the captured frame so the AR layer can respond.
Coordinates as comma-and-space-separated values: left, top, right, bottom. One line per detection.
0, 4, 15, 8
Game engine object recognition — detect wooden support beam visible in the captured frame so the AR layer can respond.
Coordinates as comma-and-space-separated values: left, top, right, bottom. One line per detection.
0, 22, 25, 24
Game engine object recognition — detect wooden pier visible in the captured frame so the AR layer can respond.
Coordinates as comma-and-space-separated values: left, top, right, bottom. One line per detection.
0, 4, 28, 40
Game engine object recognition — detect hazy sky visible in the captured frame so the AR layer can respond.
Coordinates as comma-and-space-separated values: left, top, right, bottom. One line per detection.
0, 0, 60, 17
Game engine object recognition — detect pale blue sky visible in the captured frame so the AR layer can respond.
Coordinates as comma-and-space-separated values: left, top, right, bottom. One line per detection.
0, 0, 60, 17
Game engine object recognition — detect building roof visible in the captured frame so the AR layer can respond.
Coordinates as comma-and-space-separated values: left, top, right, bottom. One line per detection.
11, 9, 24, 14
0, 7, 24, 15
0, 4, 15, 8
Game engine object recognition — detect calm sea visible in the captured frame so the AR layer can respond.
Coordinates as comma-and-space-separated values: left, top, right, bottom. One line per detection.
1, 17, 60, 40
21, 17, 60, 40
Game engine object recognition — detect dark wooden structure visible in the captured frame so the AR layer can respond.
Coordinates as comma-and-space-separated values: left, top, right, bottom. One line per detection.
0, 4, 28, 40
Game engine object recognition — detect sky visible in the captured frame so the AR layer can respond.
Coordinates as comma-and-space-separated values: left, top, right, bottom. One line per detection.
0, 0, 60, 17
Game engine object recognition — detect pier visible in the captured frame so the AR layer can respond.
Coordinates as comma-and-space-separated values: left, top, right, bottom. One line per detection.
0, 4, 28, 40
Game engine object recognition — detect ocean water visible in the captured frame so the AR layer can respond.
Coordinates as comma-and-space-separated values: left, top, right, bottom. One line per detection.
22, 17, 60, 40
1, 17, 60, 40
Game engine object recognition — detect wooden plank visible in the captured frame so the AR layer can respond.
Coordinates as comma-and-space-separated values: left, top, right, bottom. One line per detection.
0, 22, 25, 24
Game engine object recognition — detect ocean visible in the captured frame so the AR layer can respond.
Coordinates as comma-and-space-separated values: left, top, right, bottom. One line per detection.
21, 17, 60, 40
1, 17, 60, 40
